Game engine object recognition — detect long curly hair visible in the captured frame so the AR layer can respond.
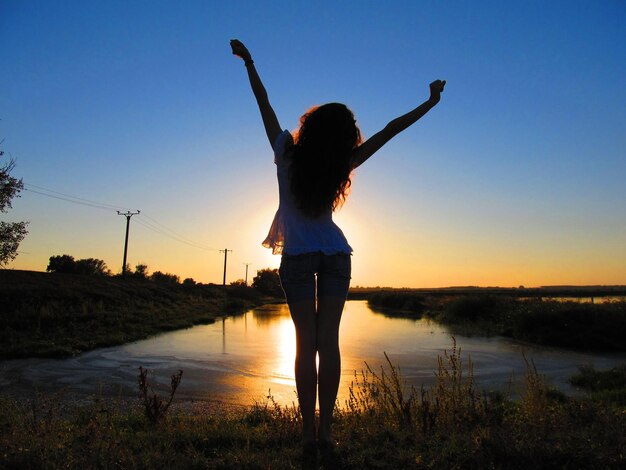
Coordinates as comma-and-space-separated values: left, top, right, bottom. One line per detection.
289, 103, 362, 218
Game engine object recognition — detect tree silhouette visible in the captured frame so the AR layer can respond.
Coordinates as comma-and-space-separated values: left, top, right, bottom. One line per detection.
0, 143, 28, 266
47, 254, 110, 275
74, 258, 110, 275
134, 263, 149, 279
251, 268, 282, 297
47, 254, 78, 273
151, 271, 180, 284
182, 277, 196, 286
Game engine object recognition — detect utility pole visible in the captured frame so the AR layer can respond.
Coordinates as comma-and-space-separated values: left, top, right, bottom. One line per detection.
219, 248, 232, 285
117, 210, 140, 277
243, 263, 250, 285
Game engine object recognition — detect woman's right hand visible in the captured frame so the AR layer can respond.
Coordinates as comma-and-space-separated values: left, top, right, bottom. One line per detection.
230, 39, 252, 62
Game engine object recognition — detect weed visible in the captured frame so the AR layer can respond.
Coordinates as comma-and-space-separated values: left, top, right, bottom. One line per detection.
138, 367, 183, 423
520, 354, 549, 419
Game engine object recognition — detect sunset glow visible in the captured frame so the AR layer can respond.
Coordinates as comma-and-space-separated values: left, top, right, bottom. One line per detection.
2, 0, 624, 287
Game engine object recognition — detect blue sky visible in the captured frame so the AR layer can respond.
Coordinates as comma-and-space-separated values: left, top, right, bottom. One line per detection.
2, 0, 625, 286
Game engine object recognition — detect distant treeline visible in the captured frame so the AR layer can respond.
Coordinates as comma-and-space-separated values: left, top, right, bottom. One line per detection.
46, 254, 194, 285
349, 285, 626, 300
43, 254, 284, 296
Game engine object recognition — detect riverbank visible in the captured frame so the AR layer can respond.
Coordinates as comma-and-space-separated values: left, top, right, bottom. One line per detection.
1, 345, 624, 469
4, 271, 626, 359
367, 292, 626, 352
0, 270, 271, 359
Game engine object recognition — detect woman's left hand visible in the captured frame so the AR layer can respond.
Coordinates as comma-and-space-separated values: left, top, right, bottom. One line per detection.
428, 79, 446, 103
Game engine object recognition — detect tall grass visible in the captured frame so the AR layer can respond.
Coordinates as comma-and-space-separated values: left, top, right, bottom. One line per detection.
337, 339, 625, 469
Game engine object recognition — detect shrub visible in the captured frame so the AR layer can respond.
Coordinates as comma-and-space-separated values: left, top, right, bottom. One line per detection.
182, 277, 196, 286
252, 268, 282, 297
150, 271, 180, 284
47, 254, 110, 275
442, 295, 505, 323
368, 292, 426, 314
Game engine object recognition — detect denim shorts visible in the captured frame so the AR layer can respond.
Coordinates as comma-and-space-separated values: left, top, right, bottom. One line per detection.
279, 252, 351, 303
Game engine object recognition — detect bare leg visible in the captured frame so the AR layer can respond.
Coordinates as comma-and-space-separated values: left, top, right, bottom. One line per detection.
316, 296, 346, 443
287, 299, 317, 445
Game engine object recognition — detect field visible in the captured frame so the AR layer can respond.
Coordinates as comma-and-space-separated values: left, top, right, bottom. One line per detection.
0, 270, 268, 359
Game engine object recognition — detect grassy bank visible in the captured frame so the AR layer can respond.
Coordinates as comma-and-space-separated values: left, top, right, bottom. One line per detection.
1, 343, 624, 469
368, 292, 626, 352
0, 270, 270, 359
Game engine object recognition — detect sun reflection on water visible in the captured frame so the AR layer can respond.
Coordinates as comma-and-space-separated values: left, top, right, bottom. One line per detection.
273, 318, 296, 387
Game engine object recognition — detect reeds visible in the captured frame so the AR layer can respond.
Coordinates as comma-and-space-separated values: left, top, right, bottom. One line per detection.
344, 338, 493, 437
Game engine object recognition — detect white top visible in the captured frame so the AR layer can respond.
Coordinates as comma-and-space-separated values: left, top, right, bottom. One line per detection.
262, 130, 353, 255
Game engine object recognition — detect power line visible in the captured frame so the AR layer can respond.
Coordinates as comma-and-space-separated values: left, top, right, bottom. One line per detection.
22, 182, 219, 253
138, 213, 218, 251
22, 182, 240, 282
133, 217, 218, 252
24, 183, 131, 211
23, 187, 124, 212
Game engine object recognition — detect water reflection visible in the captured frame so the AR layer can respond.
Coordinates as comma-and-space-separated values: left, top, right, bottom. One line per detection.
0, 301, 624, 408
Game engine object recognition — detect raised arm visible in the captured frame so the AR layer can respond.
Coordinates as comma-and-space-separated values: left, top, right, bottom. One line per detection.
351, 80, 446, 169
230, 39, 282, 147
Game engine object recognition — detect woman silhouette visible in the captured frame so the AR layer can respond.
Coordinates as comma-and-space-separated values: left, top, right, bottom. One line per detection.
231, 39, 445, 455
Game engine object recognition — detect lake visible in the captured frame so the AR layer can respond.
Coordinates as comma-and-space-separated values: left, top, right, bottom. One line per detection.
1, 301, 624, 407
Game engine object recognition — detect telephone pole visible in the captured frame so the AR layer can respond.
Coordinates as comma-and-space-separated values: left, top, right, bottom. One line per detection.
219, 248, 232, 285
117, 210, 140, 277
243, 263, 250, 285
